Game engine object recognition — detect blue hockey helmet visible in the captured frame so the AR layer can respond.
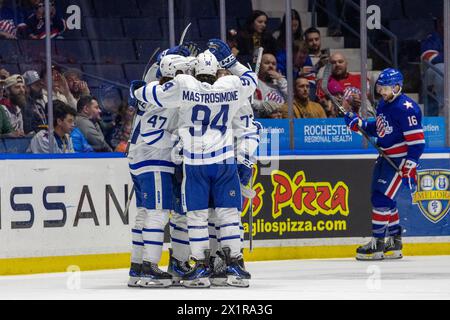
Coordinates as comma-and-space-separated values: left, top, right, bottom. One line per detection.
376, 68, 403, 87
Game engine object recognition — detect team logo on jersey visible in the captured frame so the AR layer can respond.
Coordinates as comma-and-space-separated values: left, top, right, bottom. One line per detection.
376, 114, 393, 138
412, 169, 450, 223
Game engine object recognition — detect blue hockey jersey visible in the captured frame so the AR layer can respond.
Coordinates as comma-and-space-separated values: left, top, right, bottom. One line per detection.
365, 94, 425, 163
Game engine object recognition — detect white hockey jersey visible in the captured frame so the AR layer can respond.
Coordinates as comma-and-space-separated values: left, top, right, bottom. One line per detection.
232, 100, 260, 166
127, 97, 179, 176
134, 63, 257, 165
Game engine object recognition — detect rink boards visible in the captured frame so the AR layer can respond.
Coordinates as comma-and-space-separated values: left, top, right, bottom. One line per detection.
0, 152, 450, 275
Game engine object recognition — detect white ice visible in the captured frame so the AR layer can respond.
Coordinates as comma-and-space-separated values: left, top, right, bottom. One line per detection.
1, 256, 449, 300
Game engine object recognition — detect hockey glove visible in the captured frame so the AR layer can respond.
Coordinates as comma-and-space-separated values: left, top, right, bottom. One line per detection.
183, 41, 201, 57
129, 80, 146, 99
166, 45, 190, 57
238, 160, 253, 186
344, 112, 367, 133
400, 159, 418, 190
207, 38, 237, 68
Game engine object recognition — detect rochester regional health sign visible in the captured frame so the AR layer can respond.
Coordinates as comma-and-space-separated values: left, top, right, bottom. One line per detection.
294, 118, 363, 150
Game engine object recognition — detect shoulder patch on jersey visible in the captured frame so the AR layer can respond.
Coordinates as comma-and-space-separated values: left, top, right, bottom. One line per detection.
404, 101, 413, 109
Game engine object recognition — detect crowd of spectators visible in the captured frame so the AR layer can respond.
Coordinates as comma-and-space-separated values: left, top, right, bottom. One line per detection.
227, 8, 370, 120
1, 2, 442, 154
0, 0, 66, 40
0, 64, 134, 154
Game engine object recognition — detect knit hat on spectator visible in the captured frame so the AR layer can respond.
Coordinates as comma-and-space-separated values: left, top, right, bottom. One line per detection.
4, 74, 25, 89
327, 78, 344, 96
23, 70, 41, 86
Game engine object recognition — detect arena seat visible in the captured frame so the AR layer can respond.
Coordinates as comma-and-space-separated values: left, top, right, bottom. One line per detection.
123, 18, 162, 40
123, 63, 148, 82
134, 40, 169, 63
82, 64, 126, 87
92, 0, 140, 17
176, 0, 218, 17
84, 17, 125, 39
136, 0, 168, 17
91, 40, 137, 63
0, 40, 21, 63
54, 39, 93, 63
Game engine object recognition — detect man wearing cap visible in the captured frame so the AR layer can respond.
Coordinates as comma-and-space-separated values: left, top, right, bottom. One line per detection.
23, 70, 47, 134
0, 74, 26, 135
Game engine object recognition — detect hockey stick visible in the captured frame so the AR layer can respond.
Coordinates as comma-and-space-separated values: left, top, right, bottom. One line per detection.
321, 64, 400, 172
179, 22, 191, 46
247, 47, 264, 253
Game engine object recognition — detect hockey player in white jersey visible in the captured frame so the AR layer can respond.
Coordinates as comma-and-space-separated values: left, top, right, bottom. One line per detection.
131, 39, 257, 288
208, 68, 261, 286
127, 50, 192, 288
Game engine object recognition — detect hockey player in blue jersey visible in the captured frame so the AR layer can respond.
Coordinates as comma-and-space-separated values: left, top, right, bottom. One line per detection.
344, 68, 425, 260
131, 39, 257, 288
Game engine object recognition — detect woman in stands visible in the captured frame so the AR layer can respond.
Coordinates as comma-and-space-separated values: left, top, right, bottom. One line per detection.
233, 10, 277, 66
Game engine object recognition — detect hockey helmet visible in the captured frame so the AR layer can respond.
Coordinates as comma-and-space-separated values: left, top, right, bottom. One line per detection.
159, 54, 191, 78
195, 50, 219, 76
376, 68, 403, 87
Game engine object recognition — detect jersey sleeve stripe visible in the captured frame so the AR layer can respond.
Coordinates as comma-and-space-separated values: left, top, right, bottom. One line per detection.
404, 129, 424, 135
152, 85, 162, 107
183, 145, 233, 160
404, 132, 425, 142
407, 140, 426, 146
242, 71, 257, 86
142, 85, 148, 103
129, 160, 175, 170
141, 129, 164, 137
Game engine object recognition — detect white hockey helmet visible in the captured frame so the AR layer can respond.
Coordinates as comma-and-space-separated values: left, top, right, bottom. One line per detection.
194, 50, 219, 76
159, 54, 191, 78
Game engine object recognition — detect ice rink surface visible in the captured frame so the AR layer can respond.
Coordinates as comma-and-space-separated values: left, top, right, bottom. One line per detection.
1, 256, 449, 300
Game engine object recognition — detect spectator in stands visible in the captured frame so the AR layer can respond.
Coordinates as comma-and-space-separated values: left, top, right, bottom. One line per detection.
100, 86, 122, 144
421, 17, 444, 116
252, 53, 287, 118
280, 77, 326, 119
0, 67, 9, 99
70, 127, 94, 153
64, 68, 91, 102
1, 74, 25, 135
233, 10, 277, 66
0, 104, 16, 137
316, 52, 365, 112
41, 65, 77, 109
22, 70, 47, 134
277, 40, 315, 90
28, 100, 76, 153
76, 95, 112, 152
274, 9, 303, 51
109, 103, 135, 152
304, 27, 330, 79
0, 0, 25, 39
23, 0, 65, 39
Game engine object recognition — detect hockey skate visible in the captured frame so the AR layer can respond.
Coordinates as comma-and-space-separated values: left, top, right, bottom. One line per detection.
182, 250, 212, 288
356, 237, 385, 261
384, 235, 403, 259
167, 248, 192, 286
222, 247, 251, 288
209, 252, 228, 287
140, 261, 173, 288
127, 263, 142, 288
